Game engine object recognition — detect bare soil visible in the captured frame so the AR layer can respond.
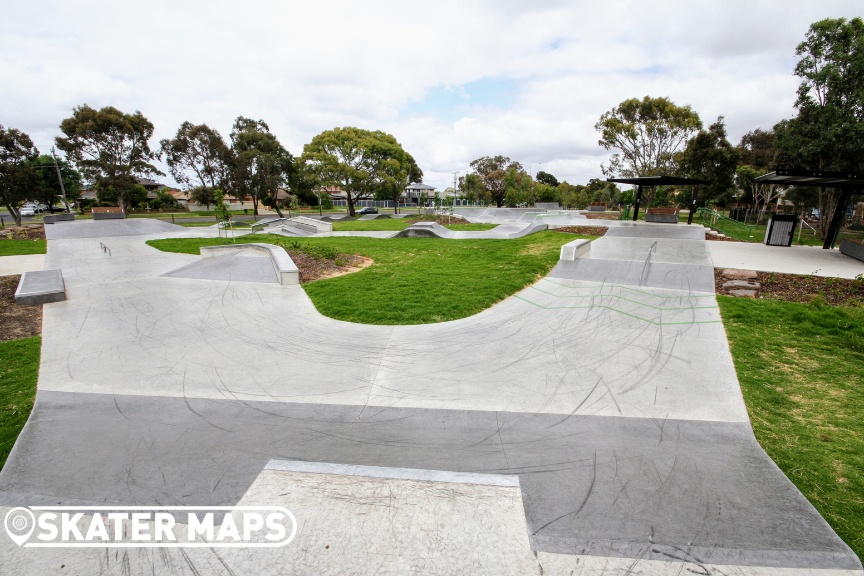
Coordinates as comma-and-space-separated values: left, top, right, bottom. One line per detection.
289, 252, 373, 283
555, 226, 609, 237
0, 275, 42, 342
705, 233, 743, 242
584, 212, 620, 220
715, 269, 864, 306
1, 225, 45, 240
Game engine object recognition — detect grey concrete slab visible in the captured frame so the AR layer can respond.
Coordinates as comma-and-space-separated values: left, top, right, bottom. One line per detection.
1, 392, 858, 570
0, 254, 44, 276
3, 218, 861, 574
13, 269, 65, 304
550, 258, 716, 292
605, 224, 706, 240
708, 241, 864, 279
161, 253, 279, 283
44, 218, 187, 240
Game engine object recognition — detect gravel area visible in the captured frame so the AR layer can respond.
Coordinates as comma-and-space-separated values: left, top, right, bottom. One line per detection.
0, 275, 42, 342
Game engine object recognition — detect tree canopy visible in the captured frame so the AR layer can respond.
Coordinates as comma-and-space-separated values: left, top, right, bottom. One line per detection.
0, 125, 39, 225
55, 105, 161, 208
469, 155, 524, 208
160, 122, 231, 193
30, 153, 82, 212
676, 116, 740, 206
774, 17, 864, 238
303, 127, 417, 216
535, 170, 558, 187
230, 117, 294, 216
596, 96, 702, 178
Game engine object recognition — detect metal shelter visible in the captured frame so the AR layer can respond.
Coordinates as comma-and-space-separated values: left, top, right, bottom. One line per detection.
753, 169, 863, 249
607, 176, 707, 224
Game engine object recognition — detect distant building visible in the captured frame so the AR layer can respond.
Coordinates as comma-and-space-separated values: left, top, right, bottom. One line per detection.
403, 182, 436, 205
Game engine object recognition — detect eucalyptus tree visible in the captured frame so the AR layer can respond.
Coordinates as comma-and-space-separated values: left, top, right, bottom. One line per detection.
55, 105, 161, 208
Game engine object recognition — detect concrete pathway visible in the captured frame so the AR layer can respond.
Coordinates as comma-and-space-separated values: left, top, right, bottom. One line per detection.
0, 218, 860, 574
0, 254, 45, 277
708, 241, 864, 279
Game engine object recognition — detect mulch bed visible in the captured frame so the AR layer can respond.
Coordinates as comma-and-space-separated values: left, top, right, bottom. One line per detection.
288, 251, 372, 284
714, 269, 864, 306
1, 225, 46, 240
555, 226, 608, 237
584, 213, 620, 220
705, 233, 743, 242
0, 275, 42, 342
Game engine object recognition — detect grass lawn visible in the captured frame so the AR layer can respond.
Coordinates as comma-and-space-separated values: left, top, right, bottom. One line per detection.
0, 336, 40, 471
718, 296, 864, 561
147, 231, 578, 324
0, 239, 47, 256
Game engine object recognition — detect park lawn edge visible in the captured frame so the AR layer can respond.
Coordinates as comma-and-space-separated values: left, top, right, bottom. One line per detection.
0, 336, 40, 472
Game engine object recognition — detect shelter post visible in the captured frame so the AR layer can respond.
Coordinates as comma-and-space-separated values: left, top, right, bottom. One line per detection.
687, 184, 698, 225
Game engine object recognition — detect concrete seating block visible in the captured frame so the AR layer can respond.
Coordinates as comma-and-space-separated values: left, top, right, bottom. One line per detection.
200, 243, 299, 285
559, 239, 591, 260
839, 239, 864, 262
15, 269, 66, 305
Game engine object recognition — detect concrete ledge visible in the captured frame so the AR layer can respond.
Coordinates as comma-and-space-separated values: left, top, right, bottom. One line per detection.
559, 238, 591, 260
43, 214, 75, 224
840, 239, 864, 262
200, 243, 299, 285
534, 202, 560, 210
14, 269, 66, 305
288, 216, 332, 233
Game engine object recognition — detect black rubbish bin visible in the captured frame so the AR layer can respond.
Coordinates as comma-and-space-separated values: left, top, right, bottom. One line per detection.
764, 214, 798, 247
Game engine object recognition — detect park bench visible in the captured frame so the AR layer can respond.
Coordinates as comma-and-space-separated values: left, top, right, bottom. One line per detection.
644, 207, 679, 224
91, 207, 126, 220
588, 202, 607, 212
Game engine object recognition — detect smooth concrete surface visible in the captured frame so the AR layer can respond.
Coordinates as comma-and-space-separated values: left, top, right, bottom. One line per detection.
13, 269, 65, 305
200, 243, 300, 285
708, 241, 864, 279
559, 238, 591, 260
395, 220, 548, 239
0, 217, 860, 574
0, 254, 44, 276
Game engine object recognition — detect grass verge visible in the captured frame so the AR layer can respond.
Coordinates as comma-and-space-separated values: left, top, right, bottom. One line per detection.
0, 336, 40, 472
147, 231, 577, 324
0, 239, 47, 256
718, 296, 864, 561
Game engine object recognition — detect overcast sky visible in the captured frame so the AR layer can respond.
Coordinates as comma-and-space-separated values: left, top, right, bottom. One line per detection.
1, 1, 861, 191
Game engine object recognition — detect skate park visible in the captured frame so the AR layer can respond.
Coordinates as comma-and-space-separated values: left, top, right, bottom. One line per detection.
1, 212, 862, 575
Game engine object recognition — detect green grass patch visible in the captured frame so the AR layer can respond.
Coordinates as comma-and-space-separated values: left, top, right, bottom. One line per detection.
0, 336, 40, 472
0, 239, 47, 256
718, 296, 864, 561
148, 231, 577, 324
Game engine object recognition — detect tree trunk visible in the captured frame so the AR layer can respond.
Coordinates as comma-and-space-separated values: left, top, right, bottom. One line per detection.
5, 204, 22, 226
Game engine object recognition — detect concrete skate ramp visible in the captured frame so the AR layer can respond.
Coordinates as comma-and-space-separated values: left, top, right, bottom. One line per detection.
605, 224, 706, 240
161, 253, 279, 283
551, 226, 716, 292
2, 392, 859, 570
358, 213, 391, 220
44, 218, 186, 240
395, 220, 547, 239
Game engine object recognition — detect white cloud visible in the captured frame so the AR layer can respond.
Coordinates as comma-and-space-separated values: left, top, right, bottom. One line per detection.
1, 0, 860, 190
